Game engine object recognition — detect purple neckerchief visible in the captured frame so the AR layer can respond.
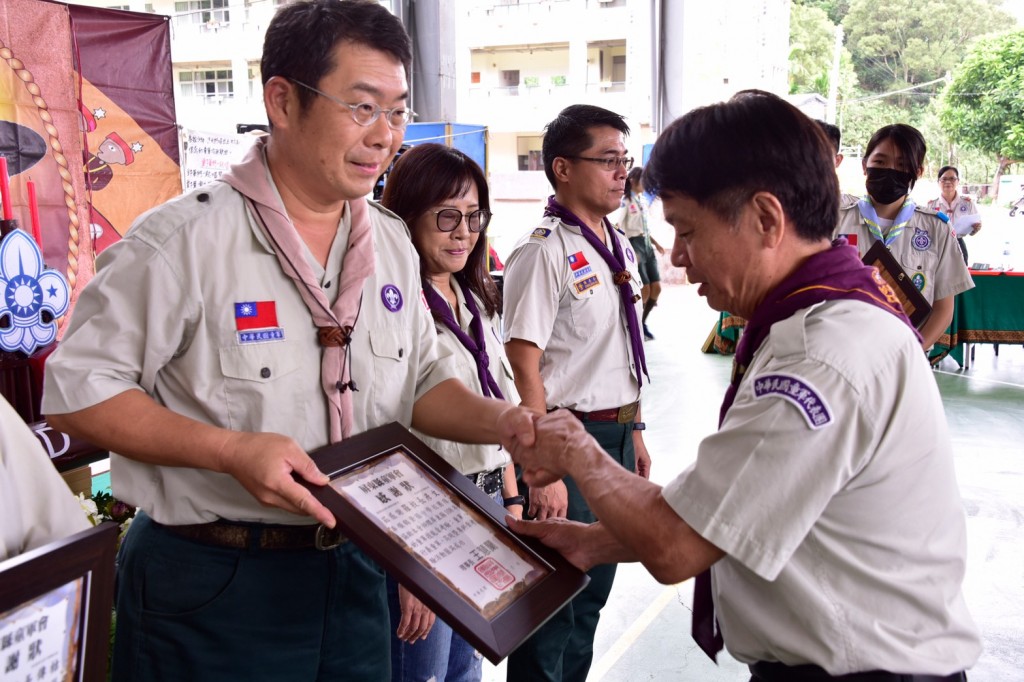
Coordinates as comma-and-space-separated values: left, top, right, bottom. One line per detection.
544, 196, 649, 388
422, 276, 504, 400
691, 238, 920, 661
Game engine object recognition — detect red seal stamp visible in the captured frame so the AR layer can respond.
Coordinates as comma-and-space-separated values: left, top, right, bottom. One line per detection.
474, 557, 515, 590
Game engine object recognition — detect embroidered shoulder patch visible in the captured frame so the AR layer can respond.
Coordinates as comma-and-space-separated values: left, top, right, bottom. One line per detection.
752, 373, 832, 429
531, 227, 551, 239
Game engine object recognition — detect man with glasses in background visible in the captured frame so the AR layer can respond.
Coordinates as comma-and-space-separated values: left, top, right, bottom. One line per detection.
42, 1, 534, 680
502, 104, 650, 682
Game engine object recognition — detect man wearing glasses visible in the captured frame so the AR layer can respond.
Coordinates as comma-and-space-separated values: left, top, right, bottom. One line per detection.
42, 1, 534, 680
502, 104, 650, 682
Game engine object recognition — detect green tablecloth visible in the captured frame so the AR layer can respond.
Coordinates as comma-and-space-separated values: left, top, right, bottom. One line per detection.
930, 271, 1024, 367
703, 271, 1024, 364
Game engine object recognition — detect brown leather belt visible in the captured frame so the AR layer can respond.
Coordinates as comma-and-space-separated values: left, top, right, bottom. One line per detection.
158, 519, 347, 551
568, 401, 639, 424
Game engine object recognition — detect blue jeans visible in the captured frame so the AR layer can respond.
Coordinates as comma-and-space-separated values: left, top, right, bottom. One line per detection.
112, 512, 391, 681
385, 487, 502, 682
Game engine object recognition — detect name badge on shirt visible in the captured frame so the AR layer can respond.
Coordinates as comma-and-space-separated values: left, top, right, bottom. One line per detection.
752, 373, 832, 429
574, 274, 600, 294
235, 301, 286, 344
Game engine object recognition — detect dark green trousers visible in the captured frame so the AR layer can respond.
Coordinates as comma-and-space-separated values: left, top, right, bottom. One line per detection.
507, 421, 635, 682
112, 512, 390, 681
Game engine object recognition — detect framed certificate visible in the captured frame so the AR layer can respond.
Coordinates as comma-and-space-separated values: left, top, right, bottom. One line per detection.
862, 240, 933, 328
301, 422, 589, 663
0, 523, 118, 682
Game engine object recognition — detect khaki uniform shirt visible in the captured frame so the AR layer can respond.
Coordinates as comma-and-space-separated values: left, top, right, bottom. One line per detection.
502, 216, 642, 412
413, 281, 519, 476
663, 300, 981, 674
43, 180, 456, 525
1, 396, 90, 560
835, 197, 974, 304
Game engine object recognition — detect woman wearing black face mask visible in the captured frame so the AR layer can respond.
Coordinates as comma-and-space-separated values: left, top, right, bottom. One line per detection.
835, 124, 974, 351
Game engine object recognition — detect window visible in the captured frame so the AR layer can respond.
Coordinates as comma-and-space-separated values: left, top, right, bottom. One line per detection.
179, 69, 234, 101
173, 0, 230, 27
107, 4, 130, 9
517, 135, 543, 172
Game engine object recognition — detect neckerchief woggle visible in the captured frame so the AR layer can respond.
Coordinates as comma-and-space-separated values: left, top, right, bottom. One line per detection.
544, 196, 649, 388
857, 197, 916, 246
691, 239, 920, 663
422, 276, 504, 400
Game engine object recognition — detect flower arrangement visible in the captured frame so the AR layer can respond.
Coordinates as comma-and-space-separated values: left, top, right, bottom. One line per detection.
78, 490, 136, 548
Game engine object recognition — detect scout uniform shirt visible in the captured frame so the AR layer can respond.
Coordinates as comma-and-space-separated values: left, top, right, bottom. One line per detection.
413, 282, 519, 476
502, 215, 643, 412
43, 180, 457, 526
835, 196, 974, 305
662, 300, 981, 675
926, 193, 980, 233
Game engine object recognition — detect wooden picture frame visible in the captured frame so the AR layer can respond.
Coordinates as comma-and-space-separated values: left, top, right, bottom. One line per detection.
0, 522, 118, 682
862, 240, 933, 328
300, 422, 589, 664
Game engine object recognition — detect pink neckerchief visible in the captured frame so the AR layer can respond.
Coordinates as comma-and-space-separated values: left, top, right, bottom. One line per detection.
221, 138, 374, 442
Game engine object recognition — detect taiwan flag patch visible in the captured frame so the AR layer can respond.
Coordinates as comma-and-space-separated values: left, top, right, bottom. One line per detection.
235, 301, 279, 330
568, 251, 589, 271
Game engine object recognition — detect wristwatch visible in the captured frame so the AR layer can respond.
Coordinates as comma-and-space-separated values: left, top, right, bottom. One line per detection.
632, 422, 646, 431
502, 495, 526, 508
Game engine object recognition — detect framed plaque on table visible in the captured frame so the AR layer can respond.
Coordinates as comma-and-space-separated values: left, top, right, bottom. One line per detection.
862, 240, 933, 328
300, 422, 589, 664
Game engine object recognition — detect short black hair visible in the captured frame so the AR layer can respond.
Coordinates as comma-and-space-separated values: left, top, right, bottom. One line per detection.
938, 165, 959, 180
541, 104, 630, 189
816, 120, 841, 154
261, 0, 412, 112
624, 166, 643, 200
863, 124, 927, 177
643, 90, 838, 243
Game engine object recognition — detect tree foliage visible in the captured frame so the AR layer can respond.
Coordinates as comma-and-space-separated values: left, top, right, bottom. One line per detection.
793, 0, 851, 26
789, 3, 858, 97
843, 0, 1010, 93
941, 29, 1024, 189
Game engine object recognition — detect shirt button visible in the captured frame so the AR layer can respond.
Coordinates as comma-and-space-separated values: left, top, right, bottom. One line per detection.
260, 367, 271, 379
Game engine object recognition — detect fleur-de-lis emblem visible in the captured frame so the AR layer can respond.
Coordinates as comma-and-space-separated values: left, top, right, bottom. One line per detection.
0, 230, 70, 354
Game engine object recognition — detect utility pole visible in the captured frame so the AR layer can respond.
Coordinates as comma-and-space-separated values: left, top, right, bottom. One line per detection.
826, 23, 843, 124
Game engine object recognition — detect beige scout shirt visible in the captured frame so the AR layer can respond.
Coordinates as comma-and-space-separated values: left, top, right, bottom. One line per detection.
1, 396, 91, 561
835, 197, 974, 305
502, 216, 643, 412
43, 180, 457, 525
927, 194, 980, 237
662, 300, 981, 675
412, 280, 519, 476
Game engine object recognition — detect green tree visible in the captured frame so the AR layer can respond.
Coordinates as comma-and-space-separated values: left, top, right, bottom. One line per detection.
844, 0, 1010, 97
793, 0, 851, 25
941, 29, 1024, 198
789, 4, 859, 100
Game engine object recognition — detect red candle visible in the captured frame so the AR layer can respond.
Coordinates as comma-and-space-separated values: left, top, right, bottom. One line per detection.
0, 156, 12, 220
27, 179, 43, 251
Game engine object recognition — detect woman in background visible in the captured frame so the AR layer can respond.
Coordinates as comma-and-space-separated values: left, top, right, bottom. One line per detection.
616, 167, 664, 340
380, 143, 523, 682
927, 165, 981, 266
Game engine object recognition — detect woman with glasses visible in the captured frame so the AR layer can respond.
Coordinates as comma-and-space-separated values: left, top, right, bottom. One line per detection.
835, 124, 973, 351
380, 143, 522, 682
927, 166, 980, 266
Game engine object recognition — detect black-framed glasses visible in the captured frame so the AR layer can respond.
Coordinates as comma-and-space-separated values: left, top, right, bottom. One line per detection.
290, 79, 416, 131
566, 155, 634, 171
433, 208, 492, 233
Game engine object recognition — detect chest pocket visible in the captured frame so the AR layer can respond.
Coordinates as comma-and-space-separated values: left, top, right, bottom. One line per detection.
218, 341, 304, 429
369, 329, 408, 423
898, 238, 940, 298
566, 270, 617, 340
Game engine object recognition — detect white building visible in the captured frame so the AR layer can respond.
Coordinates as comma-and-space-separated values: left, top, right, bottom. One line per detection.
70, 0, 790, 253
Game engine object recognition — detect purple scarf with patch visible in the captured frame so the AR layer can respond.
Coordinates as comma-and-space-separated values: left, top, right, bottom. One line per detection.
692, 238, 920, 661
544, 196, 649, 387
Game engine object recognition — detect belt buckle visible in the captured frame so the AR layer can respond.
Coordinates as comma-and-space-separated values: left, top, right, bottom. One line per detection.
617, 402, 638, 424
315, 524, 344, 550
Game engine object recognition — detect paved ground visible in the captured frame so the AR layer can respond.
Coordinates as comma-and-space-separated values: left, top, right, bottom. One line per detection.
484, 201, 1024, 681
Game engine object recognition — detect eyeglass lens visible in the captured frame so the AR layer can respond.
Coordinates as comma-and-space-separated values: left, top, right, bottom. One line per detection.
436, 209, 490, 232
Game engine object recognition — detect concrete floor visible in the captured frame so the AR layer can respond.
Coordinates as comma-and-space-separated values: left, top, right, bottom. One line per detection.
484, 237, 1024, 680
